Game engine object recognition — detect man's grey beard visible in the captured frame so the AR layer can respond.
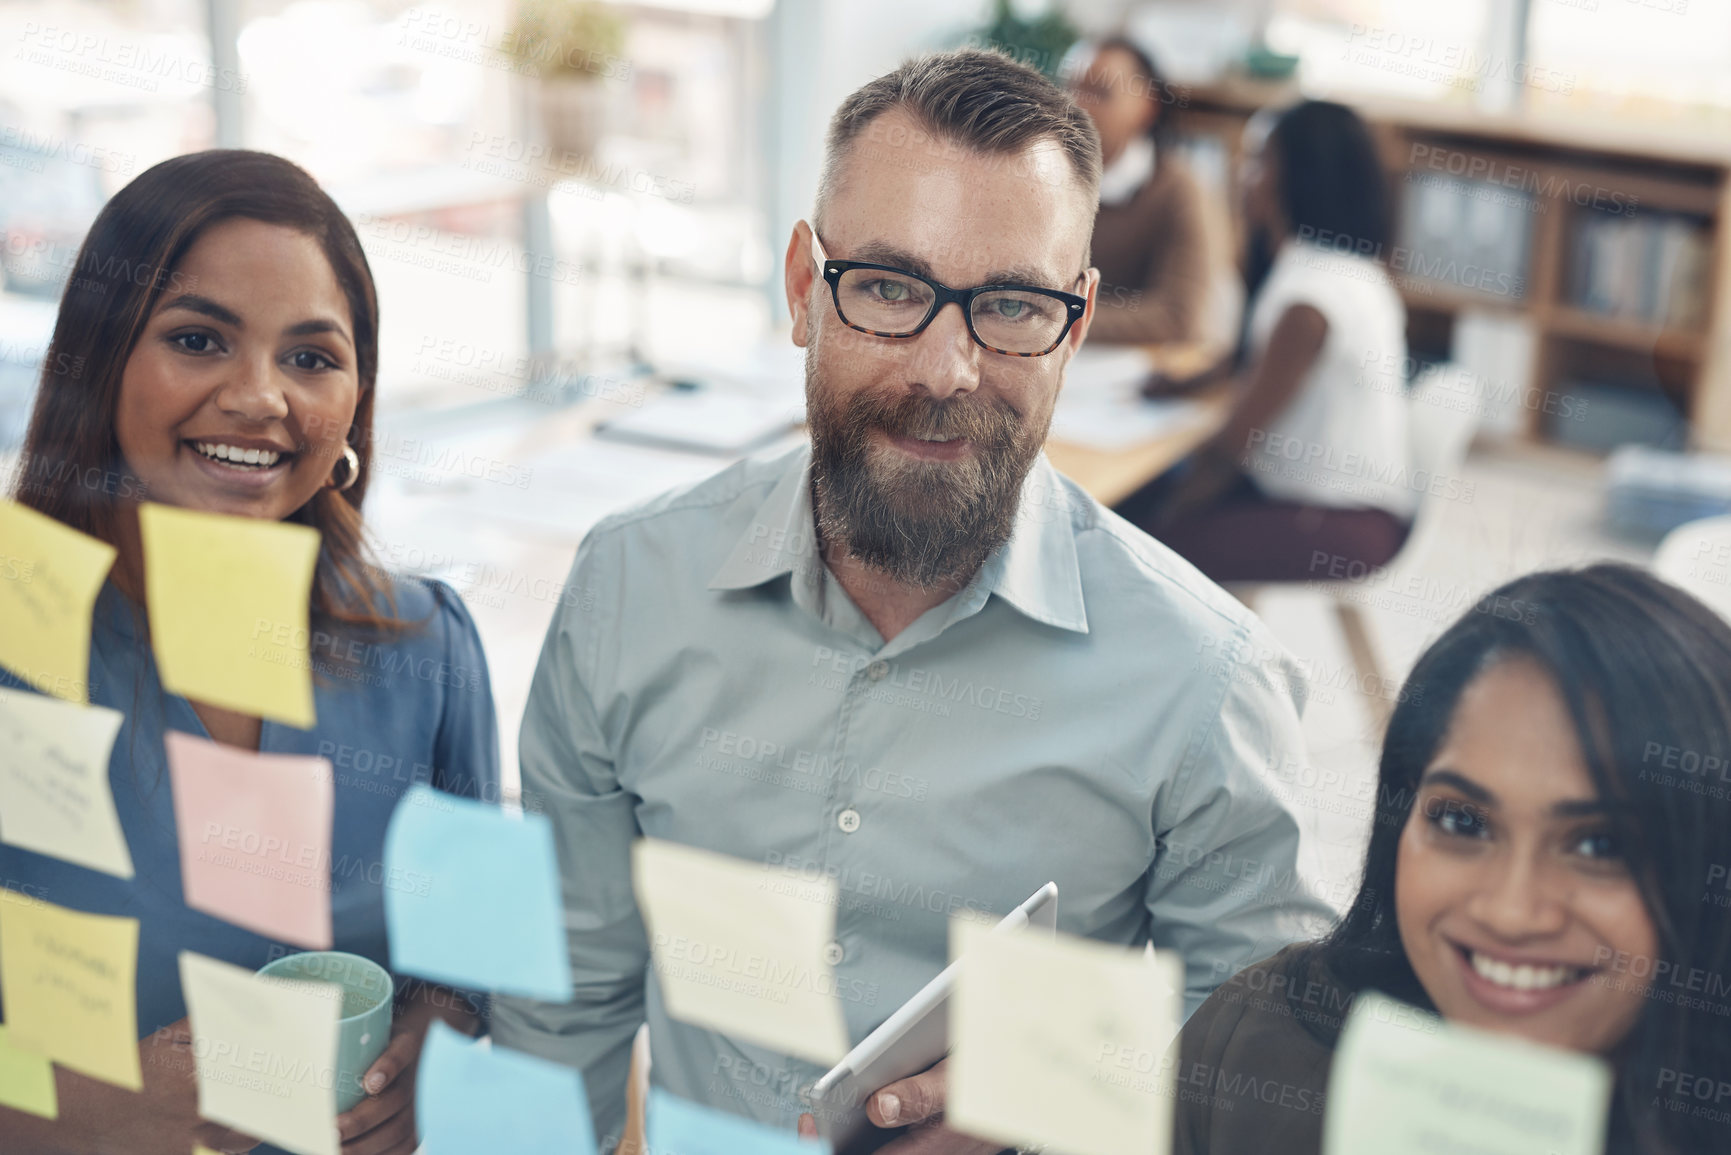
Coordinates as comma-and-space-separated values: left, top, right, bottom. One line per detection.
805, 348, 1050, 591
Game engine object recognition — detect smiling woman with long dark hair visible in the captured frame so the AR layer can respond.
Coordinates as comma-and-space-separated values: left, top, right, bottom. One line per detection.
0, 150, 498, 1155
1174, 564, 1731, 1155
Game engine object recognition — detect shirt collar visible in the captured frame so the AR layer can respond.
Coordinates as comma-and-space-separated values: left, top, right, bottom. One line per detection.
1098, 136, 1156, 206
708, 447, 1089, 635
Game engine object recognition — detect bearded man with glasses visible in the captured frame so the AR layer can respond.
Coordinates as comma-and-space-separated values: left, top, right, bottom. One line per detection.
493, 48, 1335, 1155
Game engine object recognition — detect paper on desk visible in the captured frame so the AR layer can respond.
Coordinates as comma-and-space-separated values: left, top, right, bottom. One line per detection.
1323, 991, 1611, 1155
0, 687, 132, 877
948, 919, 1182, 1155
595, 389, 801, 455
1049, 394, 1207, 452
383, 784, 572, 1001
139, 503, 319, 729
0, 499, 116, 703
647, 1087, 827, 1154
0, 890, 141, 1090
0, 1025, 58, 1119
632, 838, 849, 1065
179, 951, 340, 1155
166, 731, 333, 949
1061, 345, 1158, 398
417, 1020, 597, 1155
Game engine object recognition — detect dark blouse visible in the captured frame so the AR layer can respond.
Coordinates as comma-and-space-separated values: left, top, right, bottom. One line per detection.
1171, 946, 1340, 1155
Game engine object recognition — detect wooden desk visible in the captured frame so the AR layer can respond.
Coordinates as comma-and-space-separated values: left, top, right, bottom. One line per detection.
1043, 342, 1231, 507
1045, 389, 1231, 507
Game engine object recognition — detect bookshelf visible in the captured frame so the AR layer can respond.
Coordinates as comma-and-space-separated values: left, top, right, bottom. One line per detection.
1171, 81, 1731, 453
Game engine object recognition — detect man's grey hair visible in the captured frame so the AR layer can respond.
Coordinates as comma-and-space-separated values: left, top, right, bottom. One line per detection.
812, 48, 1103, 236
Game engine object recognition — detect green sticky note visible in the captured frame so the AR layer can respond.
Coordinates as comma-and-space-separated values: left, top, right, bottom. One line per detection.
0, 1024, 58, 1119
1324, 991, 1611, 1155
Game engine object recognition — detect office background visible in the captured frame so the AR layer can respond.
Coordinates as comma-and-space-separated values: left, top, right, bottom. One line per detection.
3, 0, 1731, 883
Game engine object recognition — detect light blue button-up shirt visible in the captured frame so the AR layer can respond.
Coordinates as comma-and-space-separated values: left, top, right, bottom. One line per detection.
490, 444, 1337, 1148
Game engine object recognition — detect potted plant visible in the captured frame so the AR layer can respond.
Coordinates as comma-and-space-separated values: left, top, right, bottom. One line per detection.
503, 0, 628, 163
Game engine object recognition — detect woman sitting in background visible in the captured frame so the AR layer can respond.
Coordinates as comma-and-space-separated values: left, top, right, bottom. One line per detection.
0, 150, 498, 1155
1069, 36, 1239, 349
1174, 564, 1731, 1155
1117, 100, 1413, 583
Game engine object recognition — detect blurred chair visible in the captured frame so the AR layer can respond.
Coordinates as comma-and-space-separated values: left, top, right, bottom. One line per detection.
1653, 514, 1731, 621
1233, 363, 1481, 728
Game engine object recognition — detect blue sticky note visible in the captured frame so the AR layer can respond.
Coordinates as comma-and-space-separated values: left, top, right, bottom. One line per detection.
647, 1088, 830, 1155
417, 1020, 596, 1155
383, 784, 573, 1000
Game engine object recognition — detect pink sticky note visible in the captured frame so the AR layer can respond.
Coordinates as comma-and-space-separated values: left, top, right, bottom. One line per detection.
166, 731, 334, 949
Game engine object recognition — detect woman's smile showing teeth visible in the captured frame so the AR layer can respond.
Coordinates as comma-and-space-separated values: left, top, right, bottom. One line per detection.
1453, 941, 1594, 1016
184, 438, 295, 484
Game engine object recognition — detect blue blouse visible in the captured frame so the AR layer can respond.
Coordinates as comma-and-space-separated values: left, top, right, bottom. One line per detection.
0, 574, 501, 1038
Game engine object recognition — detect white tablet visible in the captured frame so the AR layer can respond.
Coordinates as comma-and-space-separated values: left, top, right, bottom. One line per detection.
808, 882, 1058, 1153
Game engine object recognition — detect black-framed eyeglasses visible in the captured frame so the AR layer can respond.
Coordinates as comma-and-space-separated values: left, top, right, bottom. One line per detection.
809, 229, 1087, 358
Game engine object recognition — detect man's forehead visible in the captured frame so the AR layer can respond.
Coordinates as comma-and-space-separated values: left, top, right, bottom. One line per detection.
827, 110, 1092, 286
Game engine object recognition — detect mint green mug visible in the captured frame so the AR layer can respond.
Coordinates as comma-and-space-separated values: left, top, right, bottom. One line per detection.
258, 950, 394, 1113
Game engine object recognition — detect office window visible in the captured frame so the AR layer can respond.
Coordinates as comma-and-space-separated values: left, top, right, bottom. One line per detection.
1266, 0, 1495, 105
1525, 0, 1731, 124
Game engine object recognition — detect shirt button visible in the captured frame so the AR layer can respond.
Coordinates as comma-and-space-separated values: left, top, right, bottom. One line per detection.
867, 661, 888, 681
837, 807, 861, 833
823, 941, 845, 966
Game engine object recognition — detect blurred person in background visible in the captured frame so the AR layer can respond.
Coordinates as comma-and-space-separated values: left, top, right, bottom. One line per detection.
1116, 101, 1414, 583
0, 150, 497, 1155
1068, 36, 1240, 350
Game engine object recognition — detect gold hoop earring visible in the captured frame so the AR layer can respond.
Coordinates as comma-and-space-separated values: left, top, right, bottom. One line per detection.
329, 444, 360, 492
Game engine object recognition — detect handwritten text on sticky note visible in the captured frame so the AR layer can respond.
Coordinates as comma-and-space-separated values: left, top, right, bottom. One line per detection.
0, 889, 141, 1090
949, 919, 1182, 1155
0, 687, 132, 877
1323, 991, 1611, 1155
179, 951, 341, 1155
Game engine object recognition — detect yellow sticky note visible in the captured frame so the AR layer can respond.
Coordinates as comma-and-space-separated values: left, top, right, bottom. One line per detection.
179, 951, 339, 1155
139, 504, 319, 729
1324, 992, 1611, 1155
949, 920, 1183, 1155
0, 890, 141, 1090
0, 1024, 58, 1119
0, 499, 116, 704
0, 687, 133, 877
631, 838, 850, 1065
